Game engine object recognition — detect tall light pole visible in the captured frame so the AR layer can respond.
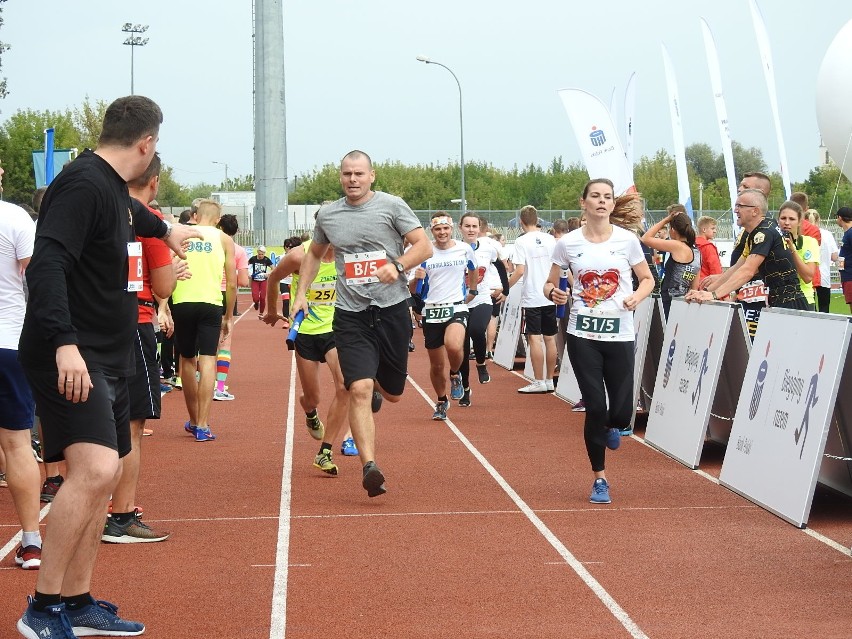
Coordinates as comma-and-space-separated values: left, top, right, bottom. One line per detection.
416, 55, 465, 216
212, 160, 230, 188
122, 23, 149, 95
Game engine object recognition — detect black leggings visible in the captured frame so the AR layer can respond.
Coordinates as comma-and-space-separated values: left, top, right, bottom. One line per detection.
816, 286, 831, 313
566, 335, 635, 472
460, 303, 494, 387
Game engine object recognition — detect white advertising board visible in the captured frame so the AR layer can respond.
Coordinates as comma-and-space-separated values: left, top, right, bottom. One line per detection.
494, 283, 524, 371
554, 342, 582, 406
645, 299, 736, 468
719, 309, 852, 527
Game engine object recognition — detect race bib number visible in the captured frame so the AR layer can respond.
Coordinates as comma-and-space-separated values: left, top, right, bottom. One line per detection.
575, 307, 620, 340
127, 242, 143, 292
307, 281, 336, 305
423, 302, 454, 324
737, 280, 767, 304
344, 250, 387, 284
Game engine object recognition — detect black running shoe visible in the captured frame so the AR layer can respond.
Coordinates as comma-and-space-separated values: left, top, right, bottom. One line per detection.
371, 390, 383, 413
362, 462, 386, 497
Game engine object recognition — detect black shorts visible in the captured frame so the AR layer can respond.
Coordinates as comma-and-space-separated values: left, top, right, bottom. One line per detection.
172, 302, 224, 357
128, 323, 161, 421
0, 349, 35, 430
333, 300, 411, 396
295, 331, 336, 363
25, 369, 130, 463
523, 305, 558, 336
423, 310, 469, 350
491, 302, 502, 318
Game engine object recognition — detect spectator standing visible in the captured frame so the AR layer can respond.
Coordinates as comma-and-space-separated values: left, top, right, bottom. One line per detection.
248, 246, 274, 318
695, 215, 723, 284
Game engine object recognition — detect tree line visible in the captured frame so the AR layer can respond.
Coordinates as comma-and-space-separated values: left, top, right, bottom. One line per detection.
1, 99, 850, 216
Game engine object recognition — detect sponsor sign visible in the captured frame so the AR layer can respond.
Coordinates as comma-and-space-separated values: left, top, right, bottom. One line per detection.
494, 284, 525, 371
645, 300, 736, 468
719, 309, 852, 527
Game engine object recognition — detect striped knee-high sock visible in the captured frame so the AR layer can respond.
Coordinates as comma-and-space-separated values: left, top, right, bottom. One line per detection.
216, 350, 231, 392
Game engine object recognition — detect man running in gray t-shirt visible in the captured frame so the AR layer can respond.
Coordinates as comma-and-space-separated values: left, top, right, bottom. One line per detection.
292, 150, 432, 497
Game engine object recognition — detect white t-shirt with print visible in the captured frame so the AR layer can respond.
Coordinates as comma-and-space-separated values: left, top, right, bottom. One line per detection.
512, 230, 556, 307
551, 226, 645, 341
818, 228, 839, 288
422, 240, 476, 305
469, 238, 500, 309
0, 202, 36, 349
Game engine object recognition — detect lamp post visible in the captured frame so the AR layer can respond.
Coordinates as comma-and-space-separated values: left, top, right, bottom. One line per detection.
212, 160, 230, 189
122, 23, 149, 95
416, 55, 465, 216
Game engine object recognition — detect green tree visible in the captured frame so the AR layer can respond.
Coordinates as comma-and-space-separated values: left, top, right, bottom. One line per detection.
0, 0, 9, 101
0, 108, 78, 203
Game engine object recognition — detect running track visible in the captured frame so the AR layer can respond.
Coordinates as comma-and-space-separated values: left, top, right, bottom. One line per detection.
2, 294, 851, 638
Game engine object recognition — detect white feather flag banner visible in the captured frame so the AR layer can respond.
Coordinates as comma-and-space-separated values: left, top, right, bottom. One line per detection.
749, 0, 791, 199
557, 88, 635, 196
661, 44, 694, 218
700, 18, 739, 233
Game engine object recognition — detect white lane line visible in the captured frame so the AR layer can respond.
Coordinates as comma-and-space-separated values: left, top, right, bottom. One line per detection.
0, 503, 51, 562
510, 368, 849, 556
268, 350, 297, 639
407, 376, 650, 639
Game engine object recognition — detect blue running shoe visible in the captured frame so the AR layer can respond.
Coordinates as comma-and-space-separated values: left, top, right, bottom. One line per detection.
65, 597, 144, 637
17, 597, 76, 639
606, 427, 621, 450
589, 478, 611, 504
160, 383, 172, 394
432, 400, 449, 421
183, 421, 196, 435
449, 373, 464, 400
341, 437, 358, 456
619, 426, 634, 437
194, 427, 216, 442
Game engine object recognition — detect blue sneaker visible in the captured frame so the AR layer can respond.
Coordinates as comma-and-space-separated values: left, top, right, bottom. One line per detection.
65, 597, 144, 636
449, 373, 464, 400
589, 478, 611, 504
194, 427, 216, 442
619, 426, 634, 437
17, 597, 76, 639
160, 383, 172, 394
183, 420, 196, 435
341, 437, 358, 456
432, 400, 449, 421
606, 427, 621, 450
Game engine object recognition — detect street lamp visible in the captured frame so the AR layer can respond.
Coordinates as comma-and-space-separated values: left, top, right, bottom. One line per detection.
122, 23, 149, 95
212, 160, 230, 188
416, 55, 465, 216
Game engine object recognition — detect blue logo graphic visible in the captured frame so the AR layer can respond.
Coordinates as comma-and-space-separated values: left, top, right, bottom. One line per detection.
748, 341, 771, 420
794, 355, 823, 460
590, 127, 606, 147
691, 333, 713, 414
662, 324, 678, 389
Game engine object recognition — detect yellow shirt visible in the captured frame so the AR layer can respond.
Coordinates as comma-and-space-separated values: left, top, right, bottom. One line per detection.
172, 226, 226, 305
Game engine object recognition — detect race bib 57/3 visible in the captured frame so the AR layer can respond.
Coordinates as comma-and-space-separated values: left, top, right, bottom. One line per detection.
344, 250, 387, 284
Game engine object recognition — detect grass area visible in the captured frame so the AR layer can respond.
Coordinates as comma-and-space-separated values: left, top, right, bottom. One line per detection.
829, 292, 850, 315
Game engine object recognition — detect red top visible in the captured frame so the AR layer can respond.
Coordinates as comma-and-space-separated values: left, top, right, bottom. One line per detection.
695, 237, 722, 283
800, 218, 822, 287
135, 204, 173, 324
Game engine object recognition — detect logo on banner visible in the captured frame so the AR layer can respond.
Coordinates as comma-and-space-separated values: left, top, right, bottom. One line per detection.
589, 126, 606, 147
662, 324, 679, 389
749, 341, 771, 420
793, 355, 824, 460
691, 333, 713, 414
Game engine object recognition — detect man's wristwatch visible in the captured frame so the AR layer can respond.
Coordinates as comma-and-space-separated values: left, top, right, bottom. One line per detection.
391, 259, 405, 273
160, 220, 173, 240
469, 289, 478, 296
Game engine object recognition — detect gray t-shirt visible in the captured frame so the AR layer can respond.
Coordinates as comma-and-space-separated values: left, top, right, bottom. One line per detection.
313, 191, 421, 311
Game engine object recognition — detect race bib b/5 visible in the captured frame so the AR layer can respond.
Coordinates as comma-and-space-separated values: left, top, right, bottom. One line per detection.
344, 250, 387, 285
127, 242, 143, 292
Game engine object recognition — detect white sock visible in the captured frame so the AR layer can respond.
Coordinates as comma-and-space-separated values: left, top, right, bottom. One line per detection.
22, 530, 41, 548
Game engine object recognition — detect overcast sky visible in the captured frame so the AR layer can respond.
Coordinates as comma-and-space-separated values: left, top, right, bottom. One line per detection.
3, 1, 850, 189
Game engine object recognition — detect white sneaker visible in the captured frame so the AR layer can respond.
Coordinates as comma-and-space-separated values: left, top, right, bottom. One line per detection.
545, 379, 555, 392
213, 389, 235, 401
517, 381, 548, 394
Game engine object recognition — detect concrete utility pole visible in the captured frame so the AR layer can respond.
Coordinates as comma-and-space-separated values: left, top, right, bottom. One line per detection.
253, 0, 289, 241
